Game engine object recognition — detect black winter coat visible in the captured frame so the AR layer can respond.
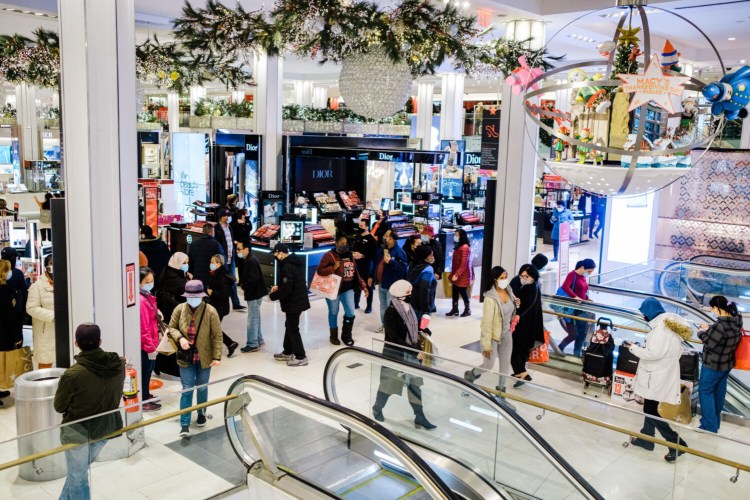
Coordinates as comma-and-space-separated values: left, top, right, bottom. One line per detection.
352, 233, 378, 278
408, 262, 437, 317
378, 304, 424, 395
428, 238, 445, 277
188, 235, 224, 286
139, 238, 171, 284
213, 223, 234, 262
231, 220, 252, 245
0, 283, 23, 351
510, 276, 546, 355
269, 255, 310, 314
207, 267, 233, 319
156, 266, 187, 323
239, 254, 268, 301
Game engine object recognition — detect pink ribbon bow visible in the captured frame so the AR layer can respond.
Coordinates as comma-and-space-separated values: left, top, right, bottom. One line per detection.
505, 55, 545, 95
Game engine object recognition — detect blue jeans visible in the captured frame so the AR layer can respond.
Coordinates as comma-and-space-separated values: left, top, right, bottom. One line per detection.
227, 259, 241, 308
59, 440, 107, 500
245, 298, 264, 348
378, 285, 392, 325
179, 363, 211, 426
699, 365, 730, 432
325, 289, 355, 328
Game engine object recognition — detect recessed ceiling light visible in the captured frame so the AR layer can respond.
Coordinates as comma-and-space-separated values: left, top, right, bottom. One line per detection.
742, 59, 747, 64
728, 37, 736, 41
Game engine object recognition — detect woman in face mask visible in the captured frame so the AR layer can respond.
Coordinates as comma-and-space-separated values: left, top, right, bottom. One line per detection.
316, 234, 367, 346
550, 200, 574, 262
156, 252, 191, 326
206, 254, 240, 357
509, 263, 545, 385
557, 258, 597, 357
26, 254, 56, 369
407, 245, 438, 321
139, 267, 162, 412
447, 229, 474, 317
0, 259, 25, 386
464, 266, 518, 394
372, 279, 436, 430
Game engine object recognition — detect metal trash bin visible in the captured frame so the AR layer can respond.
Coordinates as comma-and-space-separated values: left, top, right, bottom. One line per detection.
15, 368, 67, 481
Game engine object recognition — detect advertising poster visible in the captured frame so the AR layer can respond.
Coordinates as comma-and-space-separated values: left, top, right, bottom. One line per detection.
480, 108, 501, 170
394, 162, 414, 190
172, 133, 209, 219
244, 159, 259, 228
558, 222, 570, 279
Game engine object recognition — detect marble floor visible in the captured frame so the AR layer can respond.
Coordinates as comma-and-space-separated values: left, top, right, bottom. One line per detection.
0, 283, 748, 499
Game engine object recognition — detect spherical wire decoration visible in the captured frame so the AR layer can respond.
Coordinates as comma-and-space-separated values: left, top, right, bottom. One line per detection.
338, 48, 413, 120
522, 2, 726, 197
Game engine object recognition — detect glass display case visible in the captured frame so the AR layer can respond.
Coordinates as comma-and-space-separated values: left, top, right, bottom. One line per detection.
23, 160, 62, 192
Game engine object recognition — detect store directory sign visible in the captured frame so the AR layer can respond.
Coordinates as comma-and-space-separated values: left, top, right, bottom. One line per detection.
172, 132, 210, 220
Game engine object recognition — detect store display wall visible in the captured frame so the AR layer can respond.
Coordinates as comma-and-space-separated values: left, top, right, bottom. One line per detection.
656, 149, 750, 261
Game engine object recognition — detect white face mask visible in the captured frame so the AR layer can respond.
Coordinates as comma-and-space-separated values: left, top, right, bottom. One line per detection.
5, 271, 12, 281
186, 297, 203, 308
557, 206, 564, 212
454, 235, 459, 243
421, 235, 430, 243
497, 279, 509, 289
520, 276, 533, 286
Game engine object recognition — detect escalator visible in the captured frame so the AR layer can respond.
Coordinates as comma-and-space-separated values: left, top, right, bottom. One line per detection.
324, 347, 603, 500
224, 375, 512, 499
657, 260, 750, 315
689, 255, 750, 271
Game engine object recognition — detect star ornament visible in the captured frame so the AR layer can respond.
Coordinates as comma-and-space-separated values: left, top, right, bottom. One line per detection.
619, 55, 690, 113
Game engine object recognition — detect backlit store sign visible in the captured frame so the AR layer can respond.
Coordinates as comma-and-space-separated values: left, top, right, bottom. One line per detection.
464, 153, 481, 166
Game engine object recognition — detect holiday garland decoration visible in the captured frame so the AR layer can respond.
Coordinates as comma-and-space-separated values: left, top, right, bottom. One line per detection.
0, 29, 59, 88
474, 37, 565, 78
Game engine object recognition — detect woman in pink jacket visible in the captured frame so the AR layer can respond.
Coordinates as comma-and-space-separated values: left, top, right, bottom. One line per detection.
139, 267, 162, 412
447, 229, 474, 317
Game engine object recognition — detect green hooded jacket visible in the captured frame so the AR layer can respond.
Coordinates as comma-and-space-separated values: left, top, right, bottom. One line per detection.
54, 349, 125, 444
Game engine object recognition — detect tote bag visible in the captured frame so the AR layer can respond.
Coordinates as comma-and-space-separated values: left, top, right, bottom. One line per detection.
528, 330, 550, 363
736, 329, 750, 371
658, 384, 693, 424
0, 346, 33, 389
309, 272, 342, 301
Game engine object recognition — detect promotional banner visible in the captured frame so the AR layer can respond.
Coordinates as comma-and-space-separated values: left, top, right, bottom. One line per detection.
172, 133, 210, 219
480, 108, 501, 170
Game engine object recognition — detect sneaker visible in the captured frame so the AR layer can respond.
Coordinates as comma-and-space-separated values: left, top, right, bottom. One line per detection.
364, 307, 372, 314
179, 426, 190, 438
234, 305, 247, 311
142, 402, 161, 412
629, 437, 655, 451
227, 341, 239, 357
274, 353, 294, 361
241, 345, 260, 353
376, 326, 384, 333
196, 413, 207, 427
259, 340, 266, 348
287, 357, 309, 367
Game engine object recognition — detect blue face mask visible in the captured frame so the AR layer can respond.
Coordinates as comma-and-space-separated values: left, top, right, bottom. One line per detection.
209, 263, 219, 271
236, 252, 245, 260
186, 297, 203, 308
181, 264, 189, 272
141, 283, 154, 293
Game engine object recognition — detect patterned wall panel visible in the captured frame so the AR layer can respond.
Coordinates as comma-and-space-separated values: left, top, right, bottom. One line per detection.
655, 149, 750, 262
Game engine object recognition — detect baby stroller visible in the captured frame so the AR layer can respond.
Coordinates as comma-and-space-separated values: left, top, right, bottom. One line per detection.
582, 317, 615, 397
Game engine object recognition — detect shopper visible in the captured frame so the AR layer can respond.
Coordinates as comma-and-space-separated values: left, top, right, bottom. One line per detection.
0, 258, 24, 357
464, 266, 518, 390
317, 234, 367, 346
371, 280, 436, 431
1, 248, 28, 334
370, 230, 409, 333
138, 267, 162, 412
268, 244, 310, 366
206, 254, 240, 357
353, 219, 377, 314
34, 192, 52, 241
550, 200, 573, 262
54, 323, 125, 500
187, 224, 224, 286
408, 245, 437, 321
156, 252, 190, 323
509, 263, 545, 384
447, 229, 474, 317
167, 280, 222, 438
231, 208, 252, 254
697, 296, 743, 433
139, 225, 170, 286
531, 253, 549, 273
623, 313, 692, 462
404, 234, 422, 266
420, 226, 444, 283
224, 193, 239, 213
214, 208, 244, 311
236, 240, 267, 353
557, 259, 596, 357
27, 254, 55, 369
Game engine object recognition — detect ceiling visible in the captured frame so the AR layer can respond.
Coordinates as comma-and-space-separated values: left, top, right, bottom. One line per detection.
1, 0, 748, 95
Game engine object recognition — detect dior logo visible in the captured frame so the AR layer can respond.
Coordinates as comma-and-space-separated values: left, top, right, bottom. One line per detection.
266, 193, 281, 199
465, 153, 481, 165
378, 152, 394, 161
312, 169, 333, 179
245, 144, 259, 151
301, 149, 313, 155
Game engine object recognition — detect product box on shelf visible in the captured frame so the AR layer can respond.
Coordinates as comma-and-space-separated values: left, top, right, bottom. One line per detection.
313, 192, 343, 214
251, 223, 280, 246
612, 370, 639, 403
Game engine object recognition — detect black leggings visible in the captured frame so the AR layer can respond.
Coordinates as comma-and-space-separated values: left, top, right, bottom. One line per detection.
452, 286, 469, 307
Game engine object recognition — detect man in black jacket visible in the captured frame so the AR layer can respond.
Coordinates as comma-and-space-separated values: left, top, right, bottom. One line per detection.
237, 241, 268, 352
213, 209, 245, 311
188, 224, 224, 286
353, 219, 377, 313
54, 323, 125, 500
420, 226, 443, 313
268, 243, 310, 366
139, 226, 170, 285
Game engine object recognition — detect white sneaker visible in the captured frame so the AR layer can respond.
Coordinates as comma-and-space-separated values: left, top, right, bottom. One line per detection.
274, 353, 294, 361
376, 326, 384, 333
287, 357, 309, 367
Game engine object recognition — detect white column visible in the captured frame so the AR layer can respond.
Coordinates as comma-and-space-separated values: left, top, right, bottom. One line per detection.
189, 85, 205, 115
167, 92, 180, 132
58, 0, 140, 387
312, 86, 328, 108
15, 83, 39, 162
232, 90, 246, 103
253, 53, 283, 190
439, 73, 465, 142
416, 82, 435, 150
294, 81, 314, 107
742, 117, 750, 149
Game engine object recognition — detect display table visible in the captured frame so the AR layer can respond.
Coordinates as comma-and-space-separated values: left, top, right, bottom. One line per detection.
250, 244, 331, 287
166, 226, 204, 255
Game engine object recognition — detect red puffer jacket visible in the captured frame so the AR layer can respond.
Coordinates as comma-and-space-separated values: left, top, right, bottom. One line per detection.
450, 244, 474, 288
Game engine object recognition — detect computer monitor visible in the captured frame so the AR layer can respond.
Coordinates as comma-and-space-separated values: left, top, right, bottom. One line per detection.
442, 209, 454, 226
428, 203, 440, 219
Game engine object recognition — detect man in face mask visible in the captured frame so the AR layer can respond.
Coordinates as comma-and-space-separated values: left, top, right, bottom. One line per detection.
236, 241, 268, 353
550, 200, 573, 262
213, 209, 244, 311
371, 230, 408, 333
352, 219, 378, 314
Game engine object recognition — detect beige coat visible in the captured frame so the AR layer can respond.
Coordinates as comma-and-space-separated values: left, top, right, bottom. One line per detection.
27, 274, 55, 365
480, 288, 517, 352
168, 302, 222, 369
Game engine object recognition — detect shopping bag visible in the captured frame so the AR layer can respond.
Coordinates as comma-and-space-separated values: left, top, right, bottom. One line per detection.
736, 329, 750, 371
0, 346, 33, 389
156, 329, 177, 355
528, 330, 550, 363
309, 272, 342, 300
419, 332, 439, 368
658, 384, 693, 424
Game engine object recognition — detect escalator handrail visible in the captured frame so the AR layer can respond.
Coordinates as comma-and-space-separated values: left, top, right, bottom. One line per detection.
542, 293, 652, 327
323, 347, 604, 500
588, 283, 714, 323
226, 375, 458, 500
673, 260, 750, 277
689, 254, 750, 270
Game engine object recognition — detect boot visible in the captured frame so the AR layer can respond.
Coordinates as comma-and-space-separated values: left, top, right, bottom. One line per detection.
372, 391, 389, 422
341, 316, 355, 346
664, 439, 688, 463
630, 435, 655, 451
446, 301, 459, 317
329, 327, 340, 346
460, 306, 471, 317
413, 410, 437, 430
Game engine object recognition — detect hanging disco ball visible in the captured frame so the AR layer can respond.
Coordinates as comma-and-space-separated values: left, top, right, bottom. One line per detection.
339, 48, 412, 120
522, 1, 727, 197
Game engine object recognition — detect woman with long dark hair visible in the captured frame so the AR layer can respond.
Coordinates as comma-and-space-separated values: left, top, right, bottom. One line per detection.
446, 229, 474, 317
509, 263, 545, 384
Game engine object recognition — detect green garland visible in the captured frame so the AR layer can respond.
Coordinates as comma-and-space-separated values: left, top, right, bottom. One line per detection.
282, 104, 409, 125
0, 29, 59, 88
475, 37, 565, 78
194, 97, 253, 117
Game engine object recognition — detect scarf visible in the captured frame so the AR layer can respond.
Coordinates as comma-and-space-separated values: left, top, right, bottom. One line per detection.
168, 252, 189, 270
392, 297, 419, 345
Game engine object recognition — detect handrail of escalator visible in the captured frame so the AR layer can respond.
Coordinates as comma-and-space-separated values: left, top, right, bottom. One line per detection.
587, 283, 714, 323
225, 374, 459, 500
690, 255, 750, 270
323, 347, 604, 500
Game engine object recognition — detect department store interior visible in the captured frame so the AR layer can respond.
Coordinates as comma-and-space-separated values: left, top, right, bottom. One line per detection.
0, 0, 749, 498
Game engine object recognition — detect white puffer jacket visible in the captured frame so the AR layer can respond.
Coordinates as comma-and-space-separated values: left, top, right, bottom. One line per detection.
27, 274, 55, 365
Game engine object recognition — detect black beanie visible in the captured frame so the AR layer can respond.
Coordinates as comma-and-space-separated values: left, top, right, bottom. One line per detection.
415, 244, 432, 262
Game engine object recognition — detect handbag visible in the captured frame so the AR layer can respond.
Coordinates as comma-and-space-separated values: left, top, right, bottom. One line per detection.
156, 329, 177, 355
176, 305, 206, 364
510, 315, 520, 333
419, 331, 439, 368
553, 274, 578, 318
528, 330, 550, 363
734, 328, 750, 371
658, 384, 693, 424
0, 344, 33, 389
310, 271, 342, 300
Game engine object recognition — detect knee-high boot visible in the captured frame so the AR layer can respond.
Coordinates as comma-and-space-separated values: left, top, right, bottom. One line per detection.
372, 391, 390, 422
341, 316, 355, 346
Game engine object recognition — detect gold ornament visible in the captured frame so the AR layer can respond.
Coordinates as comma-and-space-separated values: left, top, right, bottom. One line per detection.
157, 70, 166, 79
617, 26, 641, 47
170, 71, 180, 81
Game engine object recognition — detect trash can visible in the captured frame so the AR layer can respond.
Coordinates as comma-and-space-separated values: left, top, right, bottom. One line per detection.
15, 368, 67, 481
